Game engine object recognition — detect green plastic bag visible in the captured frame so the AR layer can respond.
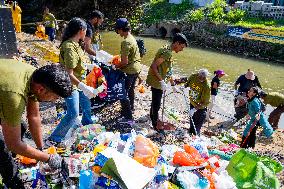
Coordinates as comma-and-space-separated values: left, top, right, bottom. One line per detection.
227, 149, 282, 189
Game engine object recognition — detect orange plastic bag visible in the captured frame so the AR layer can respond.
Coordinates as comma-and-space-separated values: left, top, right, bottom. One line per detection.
202, 169, 216, 189
133, 135, 159, 168
86, 66, 107, 98
112, 55, 121, 65
17, 155, 37, 165
173, 145, 205, 166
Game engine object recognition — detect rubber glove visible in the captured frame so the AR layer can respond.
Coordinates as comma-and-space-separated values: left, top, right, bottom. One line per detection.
159, 80, 167, 91
78, 82, 95, 99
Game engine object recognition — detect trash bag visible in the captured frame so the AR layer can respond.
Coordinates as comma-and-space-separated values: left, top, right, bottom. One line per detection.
86, 65, 107, 99
226, 149, 281, 189
79, 170, 94, 189
133, 135, 160, 168
173, 145, 205, 166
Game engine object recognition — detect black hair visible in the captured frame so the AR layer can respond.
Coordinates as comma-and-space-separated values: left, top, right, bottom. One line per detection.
172, 33, 188, 47
32, 64, 73, 98
60, 17, 87, 47
88, 10, 104, 20
248, 87, 261, 101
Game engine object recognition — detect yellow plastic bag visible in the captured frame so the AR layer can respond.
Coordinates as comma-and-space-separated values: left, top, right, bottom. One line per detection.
133, 135, 159, 168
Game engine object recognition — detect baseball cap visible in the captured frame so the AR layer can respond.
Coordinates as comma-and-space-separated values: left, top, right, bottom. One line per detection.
115, 18, 129, 30
215, 69, 226, 76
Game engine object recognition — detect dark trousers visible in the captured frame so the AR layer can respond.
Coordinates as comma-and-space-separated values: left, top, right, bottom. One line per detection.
241, 125, 258, 148
45, 27, 56, 41
0, 132, 25, 188
120, 73, 138, 120
150, 87, 163, 128
189, 104, 207, 135
268, 104, 284, 130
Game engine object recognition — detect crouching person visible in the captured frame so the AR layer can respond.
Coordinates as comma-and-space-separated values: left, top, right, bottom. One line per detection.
241, 87, 274, 148
0, 59, 72, 188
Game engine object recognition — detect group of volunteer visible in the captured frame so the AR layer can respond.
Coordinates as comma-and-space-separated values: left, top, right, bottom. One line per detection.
1, 5, 284, 188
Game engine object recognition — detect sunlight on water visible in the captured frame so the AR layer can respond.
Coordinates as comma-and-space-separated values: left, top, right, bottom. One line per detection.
101, 32, 284, 94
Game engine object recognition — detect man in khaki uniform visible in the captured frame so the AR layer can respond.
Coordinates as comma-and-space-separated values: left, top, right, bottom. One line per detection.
0, 59, 72, 188
146, 33, 188, 131
114, 18, 141, 121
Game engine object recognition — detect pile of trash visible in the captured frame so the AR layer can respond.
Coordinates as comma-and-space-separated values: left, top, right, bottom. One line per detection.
17, 123, 282, 189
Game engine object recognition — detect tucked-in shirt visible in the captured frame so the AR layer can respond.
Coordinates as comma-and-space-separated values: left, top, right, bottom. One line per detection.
146, 45, 173, 90
43, 13, 56, 28
211, 76, 220, 96
119, 34, 141, 74
59, 39, 87, 82
235, 74, 261, 93
185, 74, 210, 109
0, 59, 35, 126
263, 92, 284, 107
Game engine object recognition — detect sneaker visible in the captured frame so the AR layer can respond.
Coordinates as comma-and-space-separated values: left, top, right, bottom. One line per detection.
45, 138, 60, 148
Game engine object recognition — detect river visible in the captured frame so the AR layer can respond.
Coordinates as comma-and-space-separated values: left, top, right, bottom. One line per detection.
101, 32, 284, 94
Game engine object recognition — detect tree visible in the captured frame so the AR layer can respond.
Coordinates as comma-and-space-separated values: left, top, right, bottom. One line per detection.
207, 0, 226, 23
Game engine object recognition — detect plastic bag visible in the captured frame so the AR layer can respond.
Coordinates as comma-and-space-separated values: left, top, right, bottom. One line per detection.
133, 135, 159, 168
79, 170, 94, 189
212, 171, 237, 189
173, 145, 205, 166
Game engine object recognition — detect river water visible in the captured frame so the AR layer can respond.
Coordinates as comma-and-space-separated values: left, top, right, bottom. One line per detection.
101, 32, 284, 128
101, 32, 284, 94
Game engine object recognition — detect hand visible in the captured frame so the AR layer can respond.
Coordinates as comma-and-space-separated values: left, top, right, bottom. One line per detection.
255, 113, 260, 121
189, 108, 197, 117
159, 80, 167, 91
55, 25, 59, 30
47, 154, 62, 169
246, 114, 250, 120
111, 64, 116, 70
233, 90, 239, 96
78, 82, 95, 99
85, 63, 95, 71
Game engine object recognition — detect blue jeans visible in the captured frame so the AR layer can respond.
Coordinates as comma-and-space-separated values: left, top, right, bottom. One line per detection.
49, 90, 93, 142
45, 27, 56, 41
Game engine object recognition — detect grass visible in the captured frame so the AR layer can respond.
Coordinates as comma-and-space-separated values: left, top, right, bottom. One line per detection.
235, 17, 284, 31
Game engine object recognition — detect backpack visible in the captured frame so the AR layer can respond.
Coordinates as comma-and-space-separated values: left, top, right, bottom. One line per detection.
136, 39, 146, 57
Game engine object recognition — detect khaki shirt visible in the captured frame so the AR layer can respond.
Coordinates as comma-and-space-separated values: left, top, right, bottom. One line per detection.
186, 74, 210, 109
119, 34, 141, 74
43, 13, 56, 28
0, 59, 35, 126
60, 40, 87, 82
146, 45, 173, 90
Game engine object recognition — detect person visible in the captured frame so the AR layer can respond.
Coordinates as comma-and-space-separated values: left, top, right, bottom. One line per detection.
10, 1, 22, 33
46, 18, 103, 145
114, 18, 142, 121
184, 69, 211, 135
84, 10, 104, 58
43, 7, 58, 41
146, 33, 188, 131
0, 59, 72, 188
240, 87, 273, 148
260, 91, 284, 130
234, 69, 262, 120
207, 70, 226, 119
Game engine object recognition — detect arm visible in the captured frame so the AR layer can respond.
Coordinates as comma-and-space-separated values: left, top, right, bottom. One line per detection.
1, 122, 49, 162
116, 41, 130, 68
116, 54, 128, 68
212, 82, 218, 89
198, 86, 211, 109
84, 37, 96, 56
255, 76, 262, 89
150, 57, 165, 81
26, 99, 43, 149
66, 68, 80, 86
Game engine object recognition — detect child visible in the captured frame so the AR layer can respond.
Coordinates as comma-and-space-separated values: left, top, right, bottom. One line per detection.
241, 87, 274, 148
208, 70, 226, 119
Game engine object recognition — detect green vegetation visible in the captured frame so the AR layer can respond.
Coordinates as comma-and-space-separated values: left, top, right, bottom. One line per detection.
184, 9, 205, 23
236, 17, 284, 31
142, 0, 193, 25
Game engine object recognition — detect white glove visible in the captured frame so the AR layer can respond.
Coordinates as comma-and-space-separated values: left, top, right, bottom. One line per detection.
159, 80, 167, 91
111, 64, 116, 70
97, 85, 105, 93
189, 108, 197, 117
233, 90, 239, 96
85, 63, 95, 71
172, 85, 178, 93
47, 154, 62, 169
55, 25, 59, 30
78, 82, 95, 99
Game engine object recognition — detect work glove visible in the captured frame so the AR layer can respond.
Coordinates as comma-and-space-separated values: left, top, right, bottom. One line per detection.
189, 108, 197, 117
172, 85, 178, 93
55, 25, 59, 30
47, 154, 62, 169
233, 90, 239, 96
78, 82, 96, 99
97, 85, 105, 93
159, 80, 167, 91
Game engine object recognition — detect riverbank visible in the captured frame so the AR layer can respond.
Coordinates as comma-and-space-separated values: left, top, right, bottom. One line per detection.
15, 32, 284, 186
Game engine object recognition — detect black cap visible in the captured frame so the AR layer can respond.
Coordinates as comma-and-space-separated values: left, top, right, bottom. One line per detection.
173, 33, 189, 47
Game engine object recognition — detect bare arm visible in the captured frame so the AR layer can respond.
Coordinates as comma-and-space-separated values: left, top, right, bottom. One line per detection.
84, 37, 96, 56
150, 57, 165, 81
26, 99, 43, 149
66, 68, 80, 86
116, 55, 128, 69
1, 122, 49, 162
212, 82, 218, 89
